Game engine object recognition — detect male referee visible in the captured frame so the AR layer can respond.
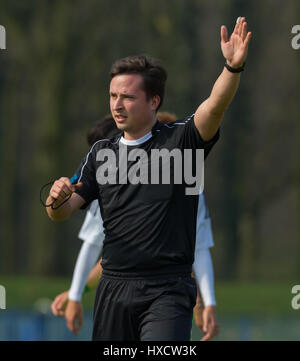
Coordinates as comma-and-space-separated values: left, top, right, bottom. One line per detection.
46, 17, 251, 341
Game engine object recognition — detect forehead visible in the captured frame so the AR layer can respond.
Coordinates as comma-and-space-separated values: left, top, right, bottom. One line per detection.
110, 73, 145, 94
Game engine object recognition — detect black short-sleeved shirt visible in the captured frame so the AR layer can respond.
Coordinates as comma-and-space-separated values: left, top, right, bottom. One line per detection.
75, 115, 219, 276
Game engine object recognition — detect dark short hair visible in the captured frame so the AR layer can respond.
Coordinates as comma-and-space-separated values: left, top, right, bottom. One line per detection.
87, 115, 119, 146
110, 55, 167, 110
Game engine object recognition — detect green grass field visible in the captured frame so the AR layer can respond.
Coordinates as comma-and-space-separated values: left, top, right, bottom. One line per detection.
1, 276, 300, 340
0, 275, 297, 315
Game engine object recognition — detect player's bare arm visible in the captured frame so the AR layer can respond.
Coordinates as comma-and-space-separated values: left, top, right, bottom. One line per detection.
86, 260, 103, 289
194, 17, 252, 141
46, 177, 85, 221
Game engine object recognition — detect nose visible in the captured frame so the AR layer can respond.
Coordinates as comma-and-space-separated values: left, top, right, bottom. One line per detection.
112, 96, 124, 111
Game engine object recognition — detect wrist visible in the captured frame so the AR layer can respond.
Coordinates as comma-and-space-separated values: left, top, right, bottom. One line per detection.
224, 61, 246, 73
226, 59, 244, 68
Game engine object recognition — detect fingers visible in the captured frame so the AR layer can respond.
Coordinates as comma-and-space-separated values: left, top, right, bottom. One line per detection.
232, 16, 246, 37
222, 17, 251, 50
66, 307, 77, 334
220, 25, 228, 44
74, 313, 83, 335
238, 18, 251, 45
244, 31, 252, 47
200, 320, 216, 341
51, 295, 64, 316
67, 315, 82, 335
233, 16, 243, 36
241, 21, 247, 40
52, 300, 65, 317
201, 331, 213, 341
66, 315, 77, 334
49, 177, 77, 201
200, 312, 209, 340
200, 306, 219, 341
51, 297, 60, 316
202, 322, 220, 341
238, 18, 245, 36
233, 21, 240, 36
56, 292, 68, 315
51, 291, 69, 317
65, 301, 83, 335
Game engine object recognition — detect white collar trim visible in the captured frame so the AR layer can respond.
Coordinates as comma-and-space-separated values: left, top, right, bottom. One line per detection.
120, 131, 152, 146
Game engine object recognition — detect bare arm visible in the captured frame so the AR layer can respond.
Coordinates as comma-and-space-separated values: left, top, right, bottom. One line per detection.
194, 17, 252, 141
46, 177, 85, 221
86, 260, 103, 290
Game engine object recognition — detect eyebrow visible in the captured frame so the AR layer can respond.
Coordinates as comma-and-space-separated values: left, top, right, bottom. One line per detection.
109, 91, 136, 98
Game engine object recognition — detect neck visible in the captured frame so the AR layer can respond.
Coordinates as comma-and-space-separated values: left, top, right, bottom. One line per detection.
123, 117, 156, 140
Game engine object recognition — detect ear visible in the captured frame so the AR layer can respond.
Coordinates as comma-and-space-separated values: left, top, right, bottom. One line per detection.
151, 95, 161, 111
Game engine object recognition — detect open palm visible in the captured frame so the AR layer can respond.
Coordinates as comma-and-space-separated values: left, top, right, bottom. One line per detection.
221, 17, 251, 68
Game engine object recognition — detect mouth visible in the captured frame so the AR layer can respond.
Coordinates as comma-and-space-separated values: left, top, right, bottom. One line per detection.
114, 114, 127, 123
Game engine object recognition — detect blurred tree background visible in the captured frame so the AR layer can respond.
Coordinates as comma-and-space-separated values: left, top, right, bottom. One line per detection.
0, 0, 299, 283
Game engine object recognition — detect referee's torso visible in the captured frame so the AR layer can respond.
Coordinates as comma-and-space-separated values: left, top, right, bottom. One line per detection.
76, 115, 219, 276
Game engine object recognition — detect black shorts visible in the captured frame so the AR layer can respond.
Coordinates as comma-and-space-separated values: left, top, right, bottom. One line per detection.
92, 273, 197, 341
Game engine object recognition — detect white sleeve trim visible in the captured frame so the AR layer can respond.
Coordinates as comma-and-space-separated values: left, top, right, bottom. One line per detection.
68, 241, 101, 302
192, 248, 216, 306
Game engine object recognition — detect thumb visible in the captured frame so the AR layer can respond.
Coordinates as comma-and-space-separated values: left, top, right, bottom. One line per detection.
73, 182, 83, 191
